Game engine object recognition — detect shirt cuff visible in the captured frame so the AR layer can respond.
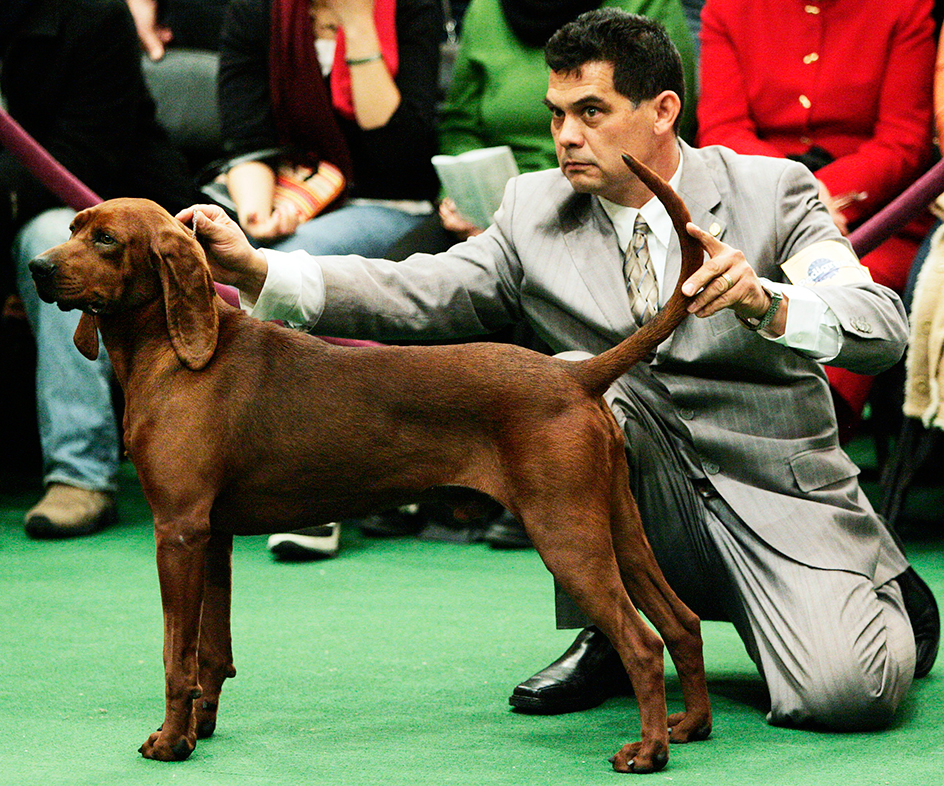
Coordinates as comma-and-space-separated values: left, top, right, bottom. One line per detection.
759, 278, 842, 362
241, 249, 327, 328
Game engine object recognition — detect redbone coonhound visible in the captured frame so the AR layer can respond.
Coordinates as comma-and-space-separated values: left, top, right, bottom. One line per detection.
29, 155, 710, 773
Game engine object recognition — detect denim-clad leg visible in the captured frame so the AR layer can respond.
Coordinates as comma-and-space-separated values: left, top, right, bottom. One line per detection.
13, 208, 119, 493
270, 203, 428, 257
263, 203, 427, 558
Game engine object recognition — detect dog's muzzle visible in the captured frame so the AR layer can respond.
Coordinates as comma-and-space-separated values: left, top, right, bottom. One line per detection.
29, 254, 60, 303
29, 254, 57, 280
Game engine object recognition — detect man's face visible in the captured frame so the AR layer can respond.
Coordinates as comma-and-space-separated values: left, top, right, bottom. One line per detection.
545, 61, 657, 206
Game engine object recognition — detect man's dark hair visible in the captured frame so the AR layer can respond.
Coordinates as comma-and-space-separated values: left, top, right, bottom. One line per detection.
544, 9, 685, 132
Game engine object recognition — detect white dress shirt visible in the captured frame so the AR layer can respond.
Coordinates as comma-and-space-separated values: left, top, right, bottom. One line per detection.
599, 151, 842, 361
247, 152, 843, 361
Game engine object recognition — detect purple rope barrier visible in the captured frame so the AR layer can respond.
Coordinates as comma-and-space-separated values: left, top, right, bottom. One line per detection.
849, 157, 944, 258
0, 107, 102, 210
0, 109, 246, 306
0, 113, 378, 345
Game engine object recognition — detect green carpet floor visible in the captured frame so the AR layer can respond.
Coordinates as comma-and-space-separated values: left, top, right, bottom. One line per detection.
2, 448, 943, 786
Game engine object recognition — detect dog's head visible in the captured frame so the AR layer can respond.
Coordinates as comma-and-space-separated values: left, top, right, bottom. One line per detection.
29, 197, 219, 371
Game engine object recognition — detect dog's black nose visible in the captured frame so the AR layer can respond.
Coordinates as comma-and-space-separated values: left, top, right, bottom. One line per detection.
29, 255, 57, 279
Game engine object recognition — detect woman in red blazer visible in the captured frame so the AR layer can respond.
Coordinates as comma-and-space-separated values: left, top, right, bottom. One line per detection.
696, 0, 936, 436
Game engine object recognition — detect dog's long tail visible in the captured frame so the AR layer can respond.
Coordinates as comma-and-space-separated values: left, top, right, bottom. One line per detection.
571, 153, 702, 397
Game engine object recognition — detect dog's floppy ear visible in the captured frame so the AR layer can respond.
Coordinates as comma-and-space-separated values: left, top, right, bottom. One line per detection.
73, 313, 100, 360
153, 222, 219, 371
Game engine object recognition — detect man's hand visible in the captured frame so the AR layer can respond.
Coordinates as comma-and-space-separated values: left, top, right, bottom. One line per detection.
176, 205, 269, 301
817, 180, 850, 236
682, 222, 786, 335
241, 205, 302, 242
439, 198, 483, 240
325, 0, 378, 29
126, 0, 173, 61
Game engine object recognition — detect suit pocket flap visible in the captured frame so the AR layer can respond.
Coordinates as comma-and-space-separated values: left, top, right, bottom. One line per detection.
789, 446, 859, 492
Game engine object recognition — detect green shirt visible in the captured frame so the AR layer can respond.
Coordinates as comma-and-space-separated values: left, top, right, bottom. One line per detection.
438, 0, 698, 175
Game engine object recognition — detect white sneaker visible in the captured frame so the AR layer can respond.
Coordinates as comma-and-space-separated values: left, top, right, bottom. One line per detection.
267, 523, 340, 560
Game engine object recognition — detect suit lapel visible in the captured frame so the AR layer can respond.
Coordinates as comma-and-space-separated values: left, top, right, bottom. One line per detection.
560, 192, 638, 336
552, 145, 729, 349
660, 143, 726, 355
676, 141, 726, 253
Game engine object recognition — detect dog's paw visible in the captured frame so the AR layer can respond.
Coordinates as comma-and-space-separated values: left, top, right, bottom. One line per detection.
138, 729, 196, 761
608, 740, 669, 774
667, 711, 712, 743
194, 699, 219, 739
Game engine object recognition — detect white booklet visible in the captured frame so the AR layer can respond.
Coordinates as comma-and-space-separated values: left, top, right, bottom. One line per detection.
432, 145, 520, 230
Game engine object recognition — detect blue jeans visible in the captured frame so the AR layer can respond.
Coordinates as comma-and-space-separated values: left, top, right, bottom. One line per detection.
13, 208, 119, 492
270, 203, 429, 256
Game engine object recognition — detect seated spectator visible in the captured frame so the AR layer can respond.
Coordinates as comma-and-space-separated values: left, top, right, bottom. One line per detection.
216, 0, 440, 256
696, 0, 936, 440
216, 0, 440, 559
902, 19, 944, 315
127, 0, 231, 59
1, 0, 201, 538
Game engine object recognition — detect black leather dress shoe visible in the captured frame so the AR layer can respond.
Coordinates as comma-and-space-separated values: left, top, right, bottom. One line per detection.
898, 567, 940, 678
483, 511, 532, 549
509, 626, 632, 714
358, 506, 426, 537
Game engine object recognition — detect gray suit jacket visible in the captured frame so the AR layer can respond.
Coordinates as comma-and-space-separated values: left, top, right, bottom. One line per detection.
315, 142, 909, 583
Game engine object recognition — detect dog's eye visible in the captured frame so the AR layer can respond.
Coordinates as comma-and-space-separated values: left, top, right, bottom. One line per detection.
94, 231, 118, 246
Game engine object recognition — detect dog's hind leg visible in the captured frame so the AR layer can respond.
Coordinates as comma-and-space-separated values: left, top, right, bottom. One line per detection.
607, 452, 712, 749
138, 506, 212, 761
518, 494, 672, 774
194, 531, 237, 740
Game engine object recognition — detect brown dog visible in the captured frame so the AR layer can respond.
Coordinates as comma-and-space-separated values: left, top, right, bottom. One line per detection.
29, 155, 710, 773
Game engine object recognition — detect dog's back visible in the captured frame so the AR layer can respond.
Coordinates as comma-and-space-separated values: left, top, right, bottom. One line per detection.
204, 305, 615, 534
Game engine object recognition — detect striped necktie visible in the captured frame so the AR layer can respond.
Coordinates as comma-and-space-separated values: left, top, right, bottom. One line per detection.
624, 214, 659, 325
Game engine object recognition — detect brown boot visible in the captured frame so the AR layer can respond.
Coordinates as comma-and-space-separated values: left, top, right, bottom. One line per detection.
24, 483, 116, 539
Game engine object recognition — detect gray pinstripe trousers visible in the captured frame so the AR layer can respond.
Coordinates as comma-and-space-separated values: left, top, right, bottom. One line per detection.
553, 358, 915, 730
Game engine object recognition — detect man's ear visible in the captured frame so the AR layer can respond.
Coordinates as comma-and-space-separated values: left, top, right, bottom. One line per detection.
652, 90, 682, 136
74, 313, 99, 360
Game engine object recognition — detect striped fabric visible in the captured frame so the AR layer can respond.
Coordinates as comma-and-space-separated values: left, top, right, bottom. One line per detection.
274, 161, 346, 222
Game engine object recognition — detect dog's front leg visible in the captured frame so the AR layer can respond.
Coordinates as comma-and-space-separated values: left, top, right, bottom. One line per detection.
194, 531, 236, 739
139, 515, 210, 761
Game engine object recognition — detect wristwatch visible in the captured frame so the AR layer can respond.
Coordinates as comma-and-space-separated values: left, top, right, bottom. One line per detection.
737, 287, 783, 332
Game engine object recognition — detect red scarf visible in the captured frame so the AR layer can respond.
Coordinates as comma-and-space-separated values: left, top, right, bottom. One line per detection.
268, 0, 398, 180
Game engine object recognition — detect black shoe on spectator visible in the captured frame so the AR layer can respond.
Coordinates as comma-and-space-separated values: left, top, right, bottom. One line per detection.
483, 510, 532, 549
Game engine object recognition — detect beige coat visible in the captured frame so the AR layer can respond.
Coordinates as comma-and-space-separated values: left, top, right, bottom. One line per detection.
904, 222, 944, 428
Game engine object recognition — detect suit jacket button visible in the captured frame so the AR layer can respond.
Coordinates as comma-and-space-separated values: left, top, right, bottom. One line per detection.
703, 461, 720, 475
679, 408, 694, 420
709, 222, 722, 237
851, 317, 873, 334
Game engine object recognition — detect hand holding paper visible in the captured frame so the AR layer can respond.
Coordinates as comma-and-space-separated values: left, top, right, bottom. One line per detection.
432, 146, 520, 230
